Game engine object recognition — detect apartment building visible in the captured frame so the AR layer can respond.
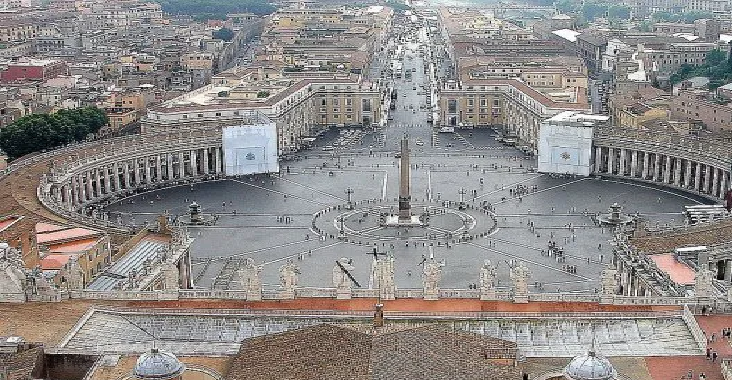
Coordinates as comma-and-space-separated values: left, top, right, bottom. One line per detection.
439, 78, 590, 153
642, 42, 724, 75
143, 68, 382, 155
671, 90, 732, 133
0, 20, 42, 42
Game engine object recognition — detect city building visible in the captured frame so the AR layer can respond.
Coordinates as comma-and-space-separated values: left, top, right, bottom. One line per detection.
0, 58, 69, 82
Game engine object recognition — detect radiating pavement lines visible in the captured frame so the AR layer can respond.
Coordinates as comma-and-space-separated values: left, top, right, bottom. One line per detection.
276, 175, 347, 202
467, 241, 593, 281
473, 173, 544, 200
602, 179, 704, 204
229, 178, 331, 206
491, 177, 590, 205
190, 238, 316, 265
261, 241, 344, 266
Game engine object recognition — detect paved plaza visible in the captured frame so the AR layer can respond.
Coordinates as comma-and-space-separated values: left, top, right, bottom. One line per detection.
104, 46, 711, 293
104, 128, 709, 292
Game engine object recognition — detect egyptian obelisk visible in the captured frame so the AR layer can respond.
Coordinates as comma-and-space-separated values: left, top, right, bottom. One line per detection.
398, 135, 411, 222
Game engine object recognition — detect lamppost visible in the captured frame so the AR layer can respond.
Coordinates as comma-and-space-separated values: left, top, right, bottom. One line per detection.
345, 187, 354, 210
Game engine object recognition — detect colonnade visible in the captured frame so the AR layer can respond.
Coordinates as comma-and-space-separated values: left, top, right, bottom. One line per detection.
615, 258, 653, 297
593, 145, 731, 200
48, 145, 224, 211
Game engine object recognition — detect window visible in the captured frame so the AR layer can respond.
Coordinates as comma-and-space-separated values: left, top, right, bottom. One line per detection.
448, 99, 457, 113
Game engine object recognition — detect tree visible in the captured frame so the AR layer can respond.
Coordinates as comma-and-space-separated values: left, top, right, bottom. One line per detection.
0, 107, 108, 160
705, 49, 726, 66
156, 0, 276, 17
213, 27, 235, 41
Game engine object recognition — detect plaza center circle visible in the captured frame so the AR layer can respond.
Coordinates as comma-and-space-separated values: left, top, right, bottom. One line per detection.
103, 129, 711, 293
314, 202, 494, 244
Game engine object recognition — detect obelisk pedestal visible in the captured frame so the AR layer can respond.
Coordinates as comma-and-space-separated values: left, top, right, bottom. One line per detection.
398, 137, 411, 223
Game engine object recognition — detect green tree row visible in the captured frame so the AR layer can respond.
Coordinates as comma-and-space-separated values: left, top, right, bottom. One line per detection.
669, 49, 732, 90
544, 0, 712, 23
0, 107, 108, 161
213, 27, 235, 41
651, 10, 715, 23
155, 0, 276, 18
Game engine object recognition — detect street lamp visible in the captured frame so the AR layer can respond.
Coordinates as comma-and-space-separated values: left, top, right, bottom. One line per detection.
345, 187, 354, 210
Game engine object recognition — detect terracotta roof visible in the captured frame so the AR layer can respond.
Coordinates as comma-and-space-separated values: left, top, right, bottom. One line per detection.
226, 324, 520, 380
649, 254, 695, 285
34, 222, 68, 234
48, 237, 102, 253
36, 227, 102, 244
631, 220, 732, 255
459, 78, 590, 111
0, 216, 21, 232
0, 346, 43, 379
39, 254, 71, 270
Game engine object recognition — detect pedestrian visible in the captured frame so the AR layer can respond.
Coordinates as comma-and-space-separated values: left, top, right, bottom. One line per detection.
706, 347, 712, 359
712, 352, 718, 362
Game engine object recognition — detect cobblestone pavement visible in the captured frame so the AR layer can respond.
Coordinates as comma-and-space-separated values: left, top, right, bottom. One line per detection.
104, 137, 708, 292
104, 51, 710, 292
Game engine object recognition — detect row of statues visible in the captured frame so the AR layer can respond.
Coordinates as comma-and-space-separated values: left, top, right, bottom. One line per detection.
229, 255, 536, 302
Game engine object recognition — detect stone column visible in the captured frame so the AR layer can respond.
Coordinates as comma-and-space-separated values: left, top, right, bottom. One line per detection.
703, 165, 711, 193
123, 161, 131, 189
66, 186, 74, 210
145, 157, 152, 184
619, 149, 626, 176
608, 148, 616, 175
79, 174, 87, 202
725, 260, 732, 283
69, 178, 77, 206
630, 150, 638, 178
663, 155, 671, 184
167, 153, 173, 180
85, 171, 93, 200
594, 146, 603, 173
214, 147, 222, 174
94, 168, 102, 198
202, 147, 210, 175
190, 149, 198, 177
104, 165, 112, 195
695, 162, 702, 192
653, 154, 661, 182
113, 162, 120, 192
156, 154, 163, 182
641, 152, 650, 179
673, 157, 682, 186
178, 152, 185, 178
684, 160, 692, 189
712, 167, 720, 198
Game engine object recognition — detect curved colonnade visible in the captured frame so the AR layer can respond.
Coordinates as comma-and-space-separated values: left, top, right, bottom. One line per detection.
592, 128, 732, 201
19, 126, 732, 235
36, 128, 225, 231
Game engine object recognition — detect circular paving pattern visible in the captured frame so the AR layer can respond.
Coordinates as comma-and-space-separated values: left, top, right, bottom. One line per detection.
312, 200, 496, 245
102, 128, 712, 294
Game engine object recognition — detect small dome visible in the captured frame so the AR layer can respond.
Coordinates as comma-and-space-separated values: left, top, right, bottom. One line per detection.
564, 350, 616, 380
133, 348, 185, 380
